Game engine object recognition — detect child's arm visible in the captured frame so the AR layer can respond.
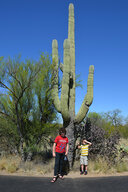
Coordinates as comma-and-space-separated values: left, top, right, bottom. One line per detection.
85, 140, 92, 146
53, 143, 56, 157
65, 143, 69, 156
76, 142, 81, 149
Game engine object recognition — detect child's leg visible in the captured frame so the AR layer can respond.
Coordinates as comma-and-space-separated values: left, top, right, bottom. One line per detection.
81, 164, 84, 172
59, 152, 65, 176
85, 165, 87, 171
80, 164, 84, 175
84, 165, 88, 175
84, 156, 88, 175
80, 156, 84, 174
54, 152, 60, 176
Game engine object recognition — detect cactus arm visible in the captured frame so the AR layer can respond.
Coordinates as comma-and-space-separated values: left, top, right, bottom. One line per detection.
61, 39, 70, 121
85, 65, 94, 105
52, 39, 61, 113
52, 4, 94, 125
75, 65, 94, 123
68, 3, 75, 116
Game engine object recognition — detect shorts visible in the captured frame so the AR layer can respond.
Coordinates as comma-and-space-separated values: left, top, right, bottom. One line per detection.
80, 156, 88, 165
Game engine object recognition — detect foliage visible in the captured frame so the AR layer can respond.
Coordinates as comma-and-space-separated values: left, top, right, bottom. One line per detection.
80, 117, 120, 163
0, 117, 19, 154
0, 54, 58, 160
118, 125, 128, 138
87, 110, 128, 138
103, 109, 123, 126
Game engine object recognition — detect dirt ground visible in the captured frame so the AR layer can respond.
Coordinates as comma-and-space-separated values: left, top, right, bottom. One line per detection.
0, 170, 128, 178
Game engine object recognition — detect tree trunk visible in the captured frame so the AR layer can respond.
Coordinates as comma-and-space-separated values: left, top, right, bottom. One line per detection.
20, 137, 25, 161
15, 104, 26, 161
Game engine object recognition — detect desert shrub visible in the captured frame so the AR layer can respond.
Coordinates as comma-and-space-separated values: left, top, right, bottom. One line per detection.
115, 158, 128, 173
0, 159, 6, 170
0, 155, 20, 173
118, 125, 128, 138
0, 117, 19, 155
7, 163, 18, 173
79, 118, 120, 163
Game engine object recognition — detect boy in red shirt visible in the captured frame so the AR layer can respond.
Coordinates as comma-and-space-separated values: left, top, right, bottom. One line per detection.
51, 128, 69, 183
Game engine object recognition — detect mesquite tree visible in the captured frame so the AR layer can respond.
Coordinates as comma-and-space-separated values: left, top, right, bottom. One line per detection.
52, 3, 94, 167
0, 55, 57, 161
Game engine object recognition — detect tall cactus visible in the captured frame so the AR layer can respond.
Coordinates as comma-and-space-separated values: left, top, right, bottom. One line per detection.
52, 3, 94, 167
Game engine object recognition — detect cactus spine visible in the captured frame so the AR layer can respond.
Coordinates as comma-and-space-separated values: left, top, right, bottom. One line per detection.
52, 3, 94, 167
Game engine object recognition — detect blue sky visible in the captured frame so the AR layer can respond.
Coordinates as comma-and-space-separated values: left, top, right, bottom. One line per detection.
0, 0, 128, 118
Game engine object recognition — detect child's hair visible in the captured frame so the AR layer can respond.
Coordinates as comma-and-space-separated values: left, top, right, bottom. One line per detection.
59, 127, 66, 135
82, 138, 86, 142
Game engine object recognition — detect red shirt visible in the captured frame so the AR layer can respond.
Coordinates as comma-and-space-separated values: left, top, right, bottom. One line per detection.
54, 135, 68, 153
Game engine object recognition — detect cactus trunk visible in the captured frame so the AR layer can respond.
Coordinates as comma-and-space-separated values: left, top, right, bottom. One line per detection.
52, 3, 94, 168
66, 121, 75, 168
68, 4, 75, 116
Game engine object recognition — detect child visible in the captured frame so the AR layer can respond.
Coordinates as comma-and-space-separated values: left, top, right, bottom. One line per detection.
51, 127, 69, 183
77, 138, 92, 175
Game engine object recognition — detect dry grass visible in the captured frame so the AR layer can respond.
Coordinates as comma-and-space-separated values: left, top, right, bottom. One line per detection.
0, 154, 55, 176
73, 157, 112, 174
115, 158, 128, 173
0, 138, 128, 176
88, 157, 109, 174
0, 155, 128, 177
119, 138, 128, 146
72, 156, 128, 176
0, 155, 20, 173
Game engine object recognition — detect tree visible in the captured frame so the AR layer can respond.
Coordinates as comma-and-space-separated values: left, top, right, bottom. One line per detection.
25, 54, 58, 161
0, 56, 41, 160
103, 109, 123, 127
0, 54, 58, 161
87, 111, 124, 136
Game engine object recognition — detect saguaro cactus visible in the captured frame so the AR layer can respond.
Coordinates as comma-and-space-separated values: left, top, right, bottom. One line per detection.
52, 3, 94, 167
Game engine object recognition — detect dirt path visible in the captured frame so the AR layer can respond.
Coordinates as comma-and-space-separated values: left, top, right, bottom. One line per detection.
0, 170, 128, 178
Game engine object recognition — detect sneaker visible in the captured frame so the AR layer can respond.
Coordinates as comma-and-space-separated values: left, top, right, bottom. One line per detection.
84, 171, 87, 175
80, 171, 84, 175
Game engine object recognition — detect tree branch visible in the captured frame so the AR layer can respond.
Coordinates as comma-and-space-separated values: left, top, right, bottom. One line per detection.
0, 81, 18, 99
